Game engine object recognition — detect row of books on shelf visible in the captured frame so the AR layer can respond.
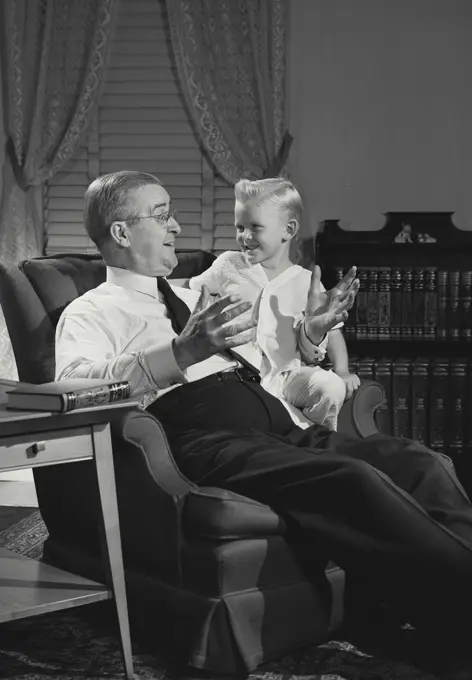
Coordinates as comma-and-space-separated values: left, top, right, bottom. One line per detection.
344, 356, 471, 457
332, 266, 472, 341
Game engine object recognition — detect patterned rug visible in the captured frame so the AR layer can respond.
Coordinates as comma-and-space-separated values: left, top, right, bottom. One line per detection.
0, 511, 471, 680
0, 505, 38, 534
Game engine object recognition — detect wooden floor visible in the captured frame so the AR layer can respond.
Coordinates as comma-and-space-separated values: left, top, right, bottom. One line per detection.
0, 481, 38, 507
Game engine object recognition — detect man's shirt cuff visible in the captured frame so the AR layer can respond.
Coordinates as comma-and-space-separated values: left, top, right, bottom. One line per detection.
298, 321, 327, 365
142, 342, 187, 389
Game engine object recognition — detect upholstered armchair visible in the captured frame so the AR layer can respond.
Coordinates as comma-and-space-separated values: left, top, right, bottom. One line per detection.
0, 252, 385, 674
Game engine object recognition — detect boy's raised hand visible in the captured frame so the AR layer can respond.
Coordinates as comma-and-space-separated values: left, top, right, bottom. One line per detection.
304, 265, 359, 345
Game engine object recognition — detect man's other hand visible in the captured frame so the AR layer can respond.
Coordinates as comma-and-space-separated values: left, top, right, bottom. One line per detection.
304, 265, 359, 345
172, 285, 257, 370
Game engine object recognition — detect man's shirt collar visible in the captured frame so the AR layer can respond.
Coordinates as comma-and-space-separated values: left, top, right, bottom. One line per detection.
106, 266, 160, 299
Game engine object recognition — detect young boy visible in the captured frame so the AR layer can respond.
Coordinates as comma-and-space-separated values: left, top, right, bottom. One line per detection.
189, 178, 360, 430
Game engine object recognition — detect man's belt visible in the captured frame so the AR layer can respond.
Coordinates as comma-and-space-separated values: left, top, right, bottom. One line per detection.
216, 367, 261, 383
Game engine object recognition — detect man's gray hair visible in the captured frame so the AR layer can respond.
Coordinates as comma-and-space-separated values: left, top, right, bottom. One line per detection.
84, 170, 162, 247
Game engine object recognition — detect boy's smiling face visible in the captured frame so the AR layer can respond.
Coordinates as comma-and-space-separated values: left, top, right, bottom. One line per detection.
235, 199, 294, 265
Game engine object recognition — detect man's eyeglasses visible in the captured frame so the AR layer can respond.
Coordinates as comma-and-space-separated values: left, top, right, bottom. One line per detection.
127, 210, 178, 226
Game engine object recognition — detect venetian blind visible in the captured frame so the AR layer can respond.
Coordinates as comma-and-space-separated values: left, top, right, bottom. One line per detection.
45, 0, 234, 254
213, 177, 236, 253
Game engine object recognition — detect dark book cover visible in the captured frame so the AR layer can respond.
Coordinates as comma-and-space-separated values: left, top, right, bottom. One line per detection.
436, 270, 448, 340
447, 358, 467, 459
448, 270, 460, 340
366, 267, 379, 340
392, 358, 411, 439
411, 357, 430, 447
355, 269, 369, 340
373, 358, 392, 435
423, 267, 437, 341
412, 268, 425, 339
400, 268, 413, 339
390, 267, 402, 339
6, 379, 131, 413
460, 269, 472, 341
377, 267, 391, 340
429, 358, 450, 454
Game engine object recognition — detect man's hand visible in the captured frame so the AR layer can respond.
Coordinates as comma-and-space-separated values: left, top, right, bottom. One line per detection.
337, 372, 361, 400
304, 265, 359, 345
172, 285, 257, 371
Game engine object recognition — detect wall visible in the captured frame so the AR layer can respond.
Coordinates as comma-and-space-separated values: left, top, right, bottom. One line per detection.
0, 53, 4, 200
288, 0, 472, 235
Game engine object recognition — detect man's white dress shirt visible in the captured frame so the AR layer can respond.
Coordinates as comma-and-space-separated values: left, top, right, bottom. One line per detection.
55, 266, 324, 425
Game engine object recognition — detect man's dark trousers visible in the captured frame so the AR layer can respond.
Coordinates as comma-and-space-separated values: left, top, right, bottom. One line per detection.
148, 372, 472, 621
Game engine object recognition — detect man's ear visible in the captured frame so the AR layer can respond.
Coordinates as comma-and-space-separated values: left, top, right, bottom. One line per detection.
284, 219, 300, 241
110, 221, 130, 248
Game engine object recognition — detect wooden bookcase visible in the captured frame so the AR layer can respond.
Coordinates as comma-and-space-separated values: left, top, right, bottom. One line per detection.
316, 212, 472, 495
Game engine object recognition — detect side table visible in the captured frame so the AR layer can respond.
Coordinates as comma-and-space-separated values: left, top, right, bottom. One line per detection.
0, 400, 139, 679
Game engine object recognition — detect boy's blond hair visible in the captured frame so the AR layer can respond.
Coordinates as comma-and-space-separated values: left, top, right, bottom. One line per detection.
234, 177, 303, 224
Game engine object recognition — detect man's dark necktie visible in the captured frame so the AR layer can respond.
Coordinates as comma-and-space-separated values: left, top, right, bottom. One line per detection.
156, 277, 259, 375
157, 277, 191, 333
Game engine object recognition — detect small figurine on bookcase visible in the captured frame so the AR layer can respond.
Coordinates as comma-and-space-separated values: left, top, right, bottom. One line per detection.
417, 232, 437, 243
394, 223, 413, 243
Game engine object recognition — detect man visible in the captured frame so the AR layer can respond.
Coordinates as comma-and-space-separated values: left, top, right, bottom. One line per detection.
56, 170, 472, 638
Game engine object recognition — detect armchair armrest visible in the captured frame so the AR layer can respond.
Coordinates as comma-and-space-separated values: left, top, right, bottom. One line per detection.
112, 408, 195, 497
337, 379, 385, 440
109, 408, 198, 581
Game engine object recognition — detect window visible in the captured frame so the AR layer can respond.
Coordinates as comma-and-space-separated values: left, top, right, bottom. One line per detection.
45, 0, 235, 255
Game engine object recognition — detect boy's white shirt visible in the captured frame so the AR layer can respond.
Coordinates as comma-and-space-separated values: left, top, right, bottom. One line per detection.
189, 251, 343, 429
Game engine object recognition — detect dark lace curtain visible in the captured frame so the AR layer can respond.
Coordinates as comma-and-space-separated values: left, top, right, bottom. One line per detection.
0, 0, 118, 378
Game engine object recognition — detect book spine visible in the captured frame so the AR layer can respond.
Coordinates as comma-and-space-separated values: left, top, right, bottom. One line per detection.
436, 270, 448, 340
377, 267, 391, 341
465, 359, 472, 459
357, 357, 375, 383
373, 358, 392, 435
429, 358, 450, 453
366, 267, 379, 340
334, 267, 344, 285
411, 358, 429, 446
423, 267, 437, 341
335, 267, 356, 342
392, 358, 411, 439
348, 355, 359, 376
401, 268, 413, 339
412, 268, 425, 340
447, 359, 467, 458
390, 268, 402, 339
355, 269, 369, 340
460, 270, 472, 341
448, 270, 460, 340
62, 382, 131, 412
